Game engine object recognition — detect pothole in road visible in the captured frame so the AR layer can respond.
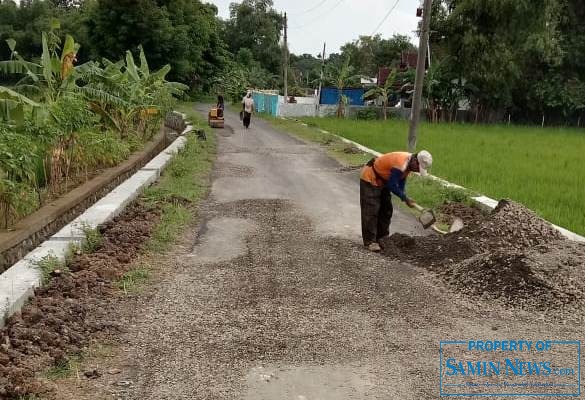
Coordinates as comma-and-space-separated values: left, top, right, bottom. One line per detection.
189, 217, 257, 264
213, 161, 255, 178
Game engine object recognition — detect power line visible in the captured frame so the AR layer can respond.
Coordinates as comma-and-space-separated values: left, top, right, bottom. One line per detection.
371, 0, 401, 36
289, 0, 346, 30
288, 0, 329, 16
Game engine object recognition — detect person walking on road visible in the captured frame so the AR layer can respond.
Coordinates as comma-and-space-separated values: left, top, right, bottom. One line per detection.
360, 150, 433, 252
242, 91, 255, 129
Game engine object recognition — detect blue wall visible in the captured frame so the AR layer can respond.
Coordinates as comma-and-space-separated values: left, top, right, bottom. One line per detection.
320, 88, 365, 106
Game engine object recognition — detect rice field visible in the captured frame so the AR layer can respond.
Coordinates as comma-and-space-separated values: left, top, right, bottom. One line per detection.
300, 117, 585, 236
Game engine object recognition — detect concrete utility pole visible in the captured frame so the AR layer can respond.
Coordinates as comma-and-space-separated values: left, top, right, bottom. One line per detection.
317, 42, 326, 113
407, 0, 433, 152
283, 12, 288, 103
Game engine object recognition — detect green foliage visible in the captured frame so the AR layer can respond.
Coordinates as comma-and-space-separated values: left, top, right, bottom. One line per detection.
224, 0, 284, 75
323, 56, 361, 117
87, 0, 227, 88
36, 254, 68, 284
355, 108, 378, 120
428, 0, 585, 123
0, 29, 185, 228
363, 69, 398, 120
340, 34, 415, 77
0, 126, 40, 227
212, 60, 250, 103
118, 266, 150, 294
75, 46, 187, 139
80, 224, 102, 253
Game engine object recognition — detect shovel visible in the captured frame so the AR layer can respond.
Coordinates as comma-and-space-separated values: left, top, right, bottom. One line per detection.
413, 204, 465, 234
413, 204, 436, 229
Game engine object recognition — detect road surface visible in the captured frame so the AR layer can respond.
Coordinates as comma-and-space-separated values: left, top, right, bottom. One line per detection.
55, 106, 581, 400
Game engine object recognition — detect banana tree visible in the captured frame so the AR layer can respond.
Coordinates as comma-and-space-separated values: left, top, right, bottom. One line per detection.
0, 24, 80, 104
0, 86, 40, 125
324, 56, 361, 118
76, 46, 187, 138
0, 24, 81, 125
362, 69, 398, 120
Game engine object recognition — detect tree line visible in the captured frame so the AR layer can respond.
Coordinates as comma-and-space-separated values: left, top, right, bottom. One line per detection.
428, 0, 585, 124
1, 0, 584, 125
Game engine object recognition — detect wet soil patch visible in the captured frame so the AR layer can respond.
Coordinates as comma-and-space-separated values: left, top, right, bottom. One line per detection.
0, 201, 161, 399
380, 200, 585, 310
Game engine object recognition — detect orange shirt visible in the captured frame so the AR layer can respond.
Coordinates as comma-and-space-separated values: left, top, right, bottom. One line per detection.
360, 152, 412, 187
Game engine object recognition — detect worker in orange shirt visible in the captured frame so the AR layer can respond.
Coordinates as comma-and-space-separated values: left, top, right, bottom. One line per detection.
360, 150, 433, 252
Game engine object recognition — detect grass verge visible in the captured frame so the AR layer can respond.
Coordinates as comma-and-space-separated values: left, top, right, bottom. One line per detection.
143, 102, 216, 253
117, 265, 150, 294
297, 116, 585, 235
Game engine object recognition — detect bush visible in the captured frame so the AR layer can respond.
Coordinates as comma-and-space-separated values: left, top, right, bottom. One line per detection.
355, 108, 379, 120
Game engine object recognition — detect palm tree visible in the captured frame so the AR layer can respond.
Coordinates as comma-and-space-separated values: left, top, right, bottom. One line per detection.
363, 69, 398, 120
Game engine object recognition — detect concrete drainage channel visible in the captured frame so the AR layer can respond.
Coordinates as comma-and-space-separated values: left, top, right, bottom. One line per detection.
0, 112, 193, 327
292, 119, 585, 243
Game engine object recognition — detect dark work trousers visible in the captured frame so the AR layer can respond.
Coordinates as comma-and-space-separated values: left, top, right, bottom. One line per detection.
360, 179, 393, 245
243, 111, 252, 128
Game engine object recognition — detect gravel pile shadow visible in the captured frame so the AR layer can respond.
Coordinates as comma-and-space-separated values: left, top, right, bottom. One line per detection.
380, 200, 585, 310
0, 202, 160, 399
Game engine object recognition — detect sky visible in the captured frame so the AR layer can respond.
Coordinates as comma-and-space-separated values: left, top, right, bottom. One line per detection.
204, 0, 421, 56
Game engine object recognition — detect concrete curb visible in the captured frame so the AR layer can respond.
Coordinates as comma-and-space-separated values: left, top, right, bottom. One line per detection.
0, 113, 192, 327
290, 119, 585, 244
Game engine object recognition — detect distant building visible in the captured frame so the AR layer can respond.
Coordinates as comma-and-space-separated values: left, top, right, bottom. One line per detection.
361, 77, 378, 87
400, 51, 418, 70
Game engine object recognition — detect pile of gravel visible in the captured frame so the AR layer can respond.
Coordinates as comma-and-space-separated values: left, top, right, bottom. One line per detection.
381, 200, 585, 310
471, 199, 564, 251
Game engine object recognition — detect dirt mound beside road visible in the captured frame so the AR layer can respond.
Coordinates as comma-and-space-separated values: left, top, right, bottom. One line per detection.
381, 200, 585, 310
0, 202, 160, 399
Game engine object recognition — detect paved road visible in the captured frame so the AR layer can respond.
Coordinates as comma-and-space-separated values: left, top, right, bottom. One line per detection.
207, 107, 424, 240
56, 106, 581, 400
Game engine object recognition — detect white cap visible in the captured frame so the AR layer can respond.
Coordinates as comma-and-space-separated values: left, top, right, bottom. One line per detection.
417, 150, 433, 176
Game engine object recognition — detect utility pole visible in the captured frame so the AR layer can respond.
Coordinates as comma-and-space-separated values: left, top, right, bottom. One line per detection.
283, 12, 288, 103
317, 42, 326, 113
407, 0, 432, 152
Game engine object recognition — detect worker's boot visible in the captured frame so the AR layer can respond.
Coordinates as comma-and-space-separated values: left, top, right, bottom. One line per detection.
367, 242, 381, 252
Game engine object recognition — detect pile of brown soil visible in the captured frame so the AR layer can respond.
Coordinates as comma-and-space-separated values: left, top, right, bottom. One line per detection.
0, 202, 160, 399
381, 200, 585, 309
